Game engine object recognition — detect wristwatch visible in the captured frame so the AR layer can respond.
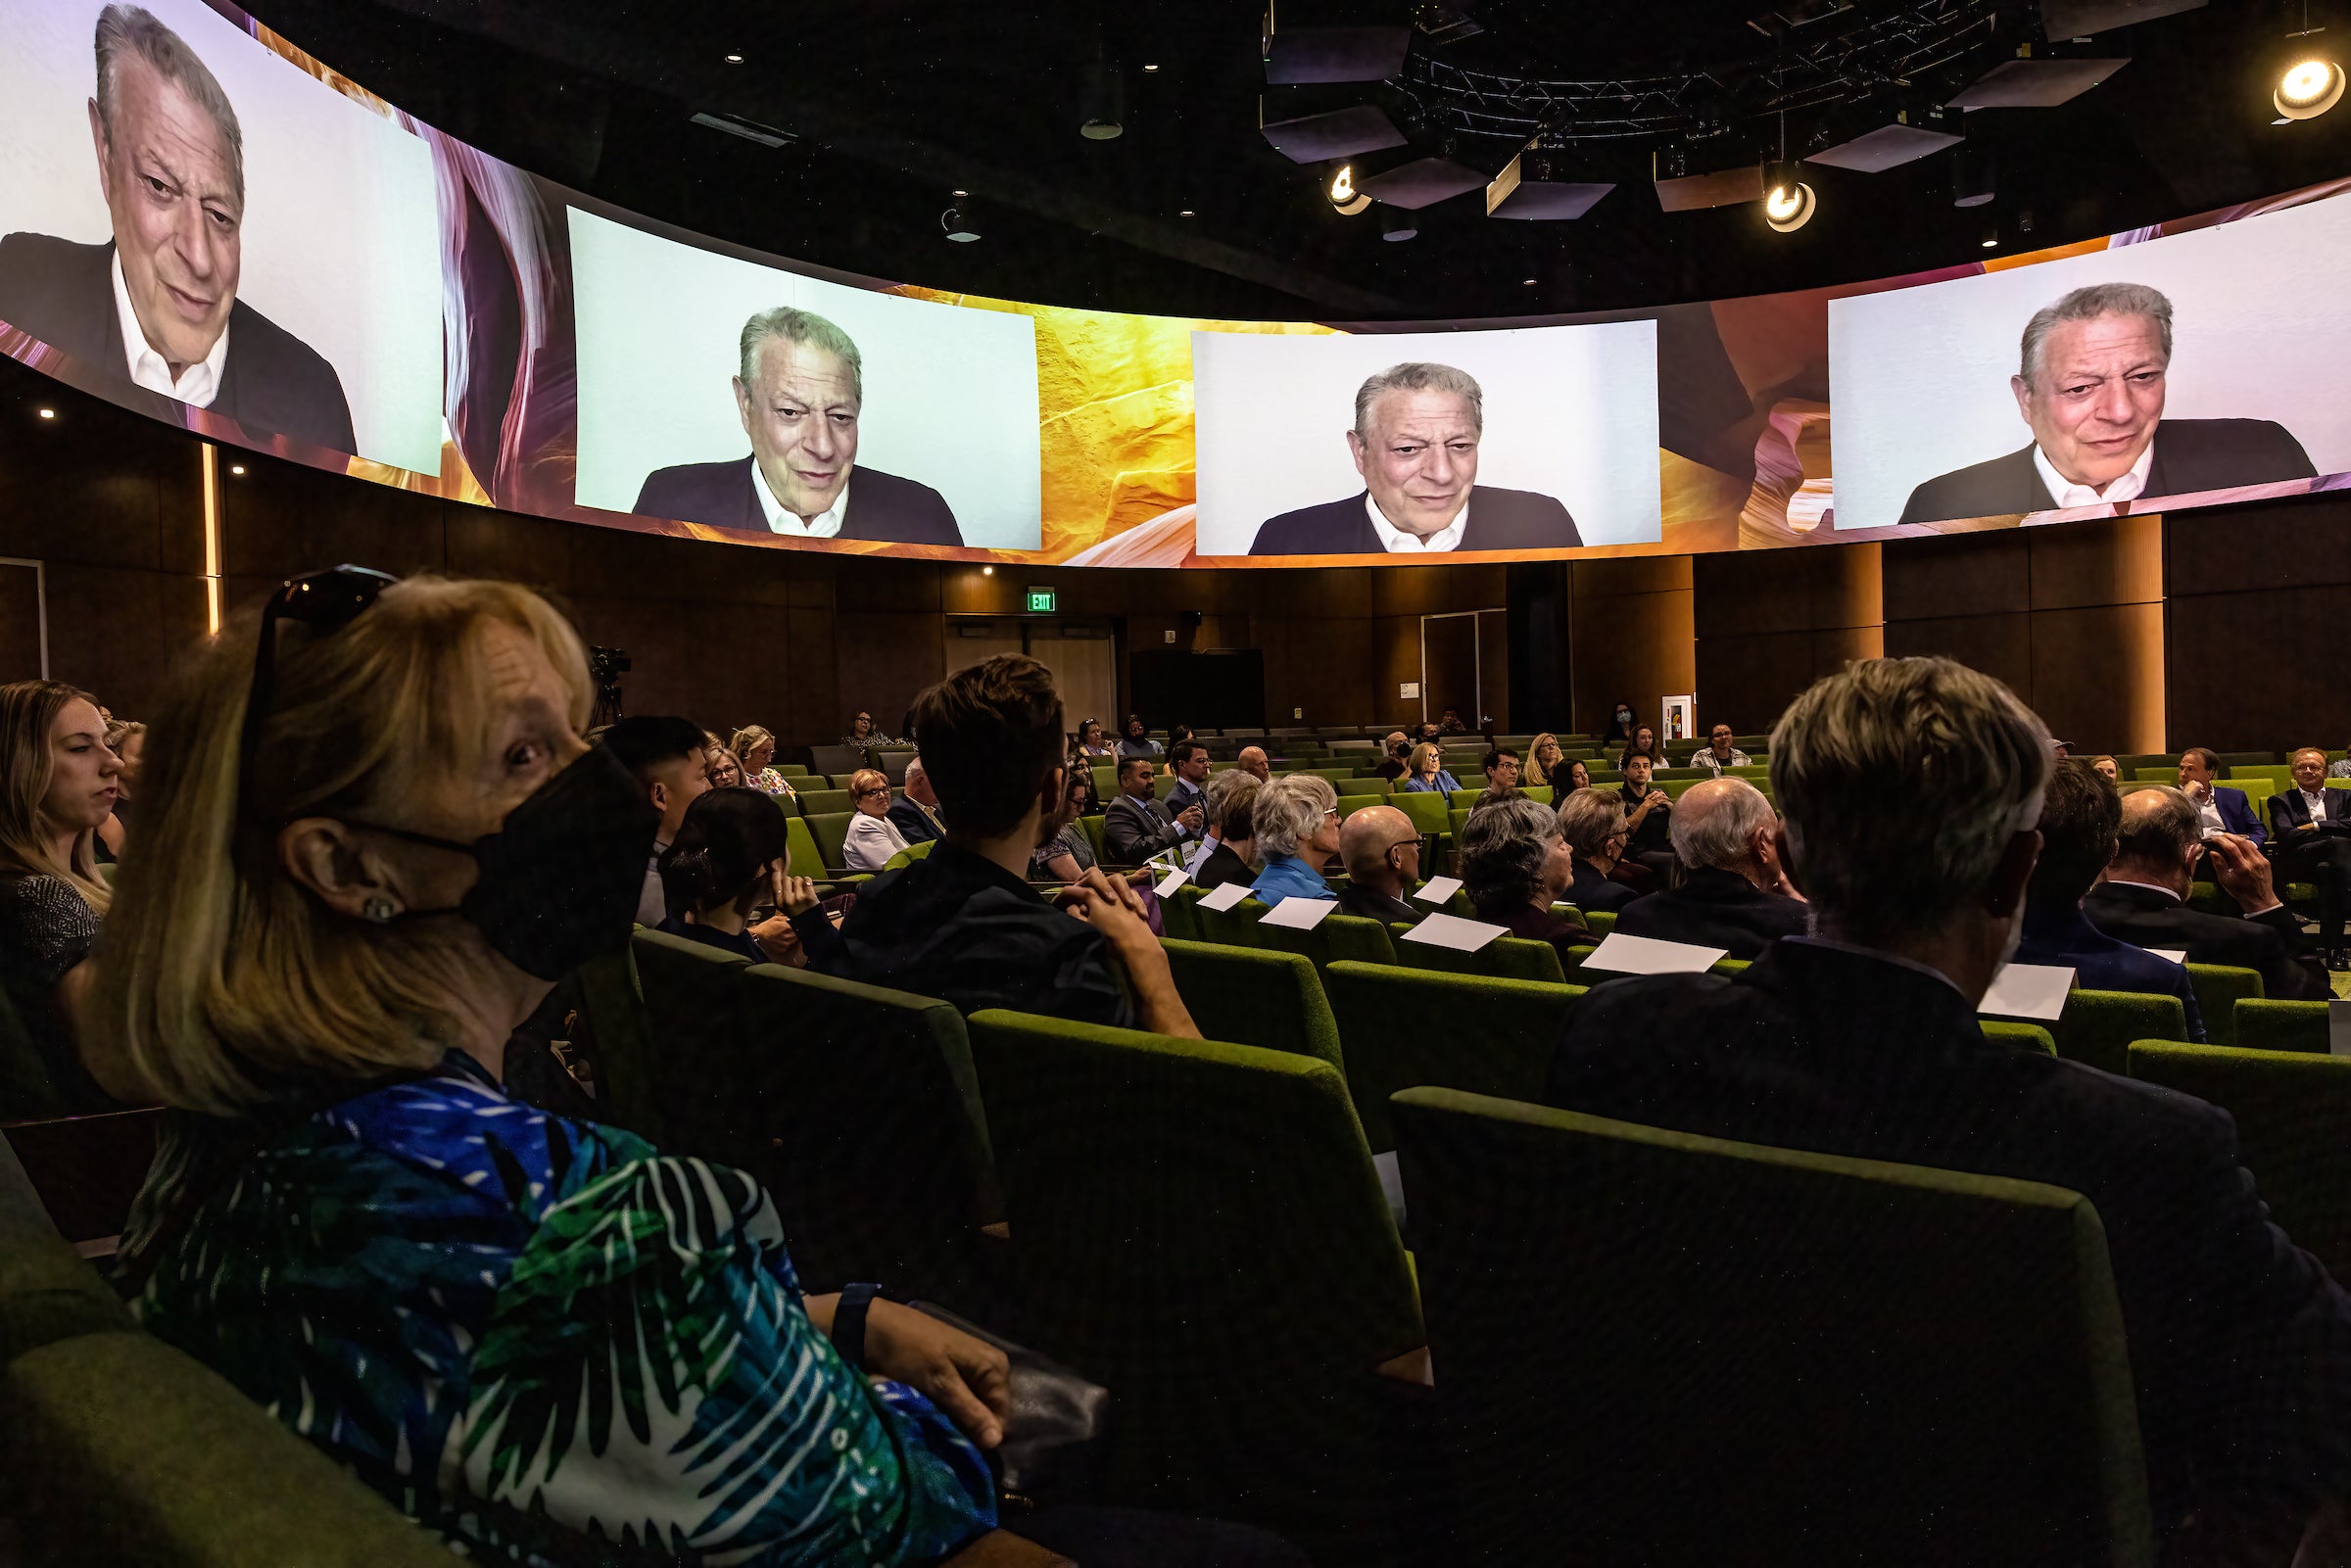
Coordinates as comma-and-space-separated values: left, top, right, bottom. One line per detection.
832, 1281, 884, 1370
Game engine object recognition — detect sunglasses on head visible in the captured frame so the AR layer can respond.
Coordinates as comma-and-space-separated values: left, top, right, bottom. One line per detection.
238, 565, 400, 793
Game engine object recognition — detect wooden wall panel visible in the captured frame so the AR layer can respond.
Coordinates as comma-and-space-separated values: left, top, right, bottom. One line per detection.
2027, 602, 2164, 755
1881, 611, 2036, 697
1882, 531, 2030, 622
2167, 583, 2351, 752
1569, 562, 1696, 738
1692, 543, 1881, 730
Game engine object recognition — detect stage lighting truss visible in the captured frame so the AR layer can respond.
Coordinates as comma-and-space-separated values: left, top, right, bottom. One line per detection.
1393, 0, 2000, 145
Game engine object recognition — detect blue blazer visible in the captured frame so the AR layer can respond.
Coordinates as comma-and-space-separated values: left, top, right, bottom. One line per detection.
2209, 785, 2266, 847
1400, 771, 1462, 795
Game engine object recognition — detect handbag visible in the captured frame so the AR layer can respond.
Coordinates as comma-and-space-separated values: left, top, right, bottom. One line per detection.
911, 1300, 1112, 1506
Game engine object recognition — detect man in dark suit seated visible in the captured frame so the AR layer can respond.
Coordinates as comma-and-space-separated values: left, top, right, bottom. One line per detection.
1103, 756, 1200, 866
632, 306, 962, 546
1163, 740, 1211, 825
1557, 785, 1638, 914
1335, 804, 1424, 926
2176, 746, 2267, 847
1613, 779, 1808, 960
2270, 748, 2351, 969
1247, 361, 1582, 555
1545, 655, 2351, 1557
2013, 759, 2206, 1040
1190, 778, 1259, 891
0, 6, 355, 453
885, 758, 945, 847
1897, 281, 2315, 526
2084, 786, 2330, 1003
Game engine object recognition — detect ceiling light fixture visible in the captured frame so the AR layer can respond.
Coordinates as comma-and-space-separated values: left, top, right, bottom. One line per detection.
941, 205, 982, 242
1762, 162, 1815, 233
982, 565, 994, 576
36, 407, 54, 419
723, 52, 743, 64
1142, 62, 1160, 72
1178, 208, 1196, 217
230, 464, 246, 475
1381, 205, 1417, 242
2277, 56, 2345, 119
951, 188, 968, 197
1080, 48, 1126, 139
1327, 162, 1370, 214
1981, 227, 1998, 249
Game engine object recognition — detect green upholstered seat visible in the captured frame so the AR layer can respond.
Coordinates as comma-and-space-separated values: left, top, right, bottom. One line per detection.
0, 1131, 134, 1366
1451, 788, 1485, 814
2, 1329, 463, 1566
1333, 793, 1380, 820
775, 762, 813, 777
881, 838, 936, 871
2181, 963, 2263, 1049
1389, 925, 1568, 983
2129, 1041, 2351, 1282
1391, 791, 1452, 838
1195, 893, 1271, 948
798, 788, 853, 816
1340, 777, 1393, 796
1252, 911, 1399, 972
1985, 988, 2187, 1076
1077, 812, 1110, 866
595, 930, 1001, 1306
1390, 1088, 2151, 1568
804, 811, 855, 872
2235, 998, 2329, 1055
1982, 1021, 2059, 1057
1321, 961, 1583, 1152
1160, 939, 1346, 1073
1161, 880, 1207, 941
965, 1011, 1423, 1558
783, 814, 825, 879
1582, 910, 1617, 939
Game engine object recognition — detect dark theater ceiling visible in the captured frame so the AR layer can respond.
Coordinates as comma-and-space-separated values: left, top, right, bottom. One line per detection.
249, 0, 2348, 320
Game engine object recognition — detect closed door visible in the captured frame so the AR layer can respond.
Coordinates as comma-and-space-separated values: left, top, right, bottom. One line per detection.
1420, 612, 1479, 729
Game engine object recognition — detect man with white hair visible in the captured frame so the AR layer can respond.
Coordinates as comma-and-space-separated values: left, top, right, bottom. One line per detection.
886, 757, 945, 846
1898, 280, 2314, 525
1248, 774, 1340, 904
634, 305, 963, 544
1547, 656, 2351, 1556
1247, 361, 1583, 555
1235, 745, 1272, 784
1612, 777, 1805, 959
0, 4, 354, 451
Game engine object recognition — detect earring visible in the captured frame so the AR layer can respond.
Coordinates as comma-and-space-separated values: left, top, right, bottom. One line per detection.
362, 896, 399, 924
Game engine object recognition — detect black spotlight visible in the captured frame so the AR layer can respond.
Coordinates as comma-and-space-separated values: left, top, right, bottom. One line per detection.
1381, 204, 1417, 242
1952, 147, 1995, 208
1080, 60, 1126, 140
941, 203, 983, 243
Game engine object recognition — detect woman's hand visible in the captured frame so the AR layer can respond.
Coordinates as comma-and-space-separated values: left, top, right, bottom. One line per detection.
773, 864, 821, 917
749, 915, 804, 966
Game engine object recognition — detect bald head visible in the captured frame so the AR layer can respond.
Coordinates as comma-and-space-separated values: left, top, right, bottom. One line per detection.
1667, 778, 1778, 882
1237, 745, 1271, 783
1341, 803, 1420, 895
2112, 784, 2201, 896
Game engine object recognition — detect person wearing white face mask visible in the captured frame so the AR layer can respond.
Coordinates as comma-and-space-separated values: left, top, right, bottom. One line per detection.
1542, 655, 2351, 1561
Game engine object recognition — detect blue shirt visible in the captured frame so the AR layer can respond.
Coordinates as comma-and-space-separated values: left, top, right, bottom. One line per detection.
1400, 771, 1462, 794
2016, 898, 2209, 1044
1252, 853, 1335, 904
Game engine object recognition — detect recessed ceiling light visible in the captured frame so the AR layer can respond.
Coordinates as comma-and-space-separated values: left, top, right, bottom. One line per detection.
1142, 63, 1160, 72
982, 565, 994, 576
230, 464, 246, 475
1178, 209, 1195, 217
952, 188, 969, 197
1521, 276, 1538, 286
36, 407, 54, 419
724, 52, 744, 64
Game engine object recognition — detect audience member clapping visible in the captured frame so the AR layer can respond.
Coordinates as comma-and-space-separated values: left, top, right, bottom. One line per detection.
1193, 777, 1260, 890
890, 757, 948, 846
1545, 655, 2351, 1560
2084, 785, 2328, 1002
1105, 755, 1199, 864
2012, 760, 2206, 1039
1459, 793, 1589, 966
837, 654, 1198, 1036
1249, 774, 1340, 904
599, 713, 712, 927
1400, 741, 1462, 795
660, 785, 843, 971
731, 724, 796, 797
842, 767, 910, 871
0, 680, 120, 1113
1615, 778, 1806, 959
89, 575, 1018, 1564
1556, 785, 1637, 913
1336, 804, 1423, 925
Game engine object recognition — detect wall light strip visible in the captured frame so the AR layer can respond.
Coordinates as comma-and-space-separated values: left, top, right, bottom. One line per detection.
201, 443, 222, 636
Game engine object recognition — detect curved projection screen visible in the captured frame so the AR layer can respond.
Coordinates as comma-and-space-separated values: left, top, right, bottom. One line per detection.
3, 0, 2349, 569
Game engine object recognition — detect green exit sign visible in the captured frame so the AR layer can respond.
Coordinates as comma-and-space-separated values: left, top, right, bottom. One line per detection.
1025, 587, 1057, 613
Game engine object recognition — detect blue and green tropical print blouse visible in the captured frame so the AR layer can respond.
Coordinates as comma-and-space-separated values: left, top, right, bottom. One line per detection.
117, 1051, 997, 1566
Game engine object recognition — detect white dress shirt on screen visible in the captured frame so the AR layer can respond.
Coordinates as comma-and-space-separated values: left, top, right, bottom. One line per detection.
1366, 494, 1466, 554
2035, 439, 2155, 511
113, 252, 227, 407
751, 457, 848, 539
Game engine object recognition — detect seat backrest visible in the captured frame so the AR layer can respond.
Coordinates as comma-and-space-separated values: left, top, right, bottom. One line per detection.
1391, 791, 1452, 837
2181, 963, 2263, 1049
1986, 988, 2186, 1076
1161, 880, 1207, 941
799, 788, 854, 817
2236, 998, 2329, 1055
587, 930, 749, 1152
784, 814, 825, 880
882, 838, 937, 871
1, 1108, 163, 1246
1321, 961, 1583, 1152
1244, 908, 1398, 971
1391, 1088, 2151, 1568
1391, 926, 1568, 984
1159, 939, 1345, 1074
3, 1329, 464, 1566
2129, 1041, 2351, 1282
804, 811, 855, 870
809, 743, 864, 776
1982, 1021, 2059, 1057
0, 1130, 135, 1366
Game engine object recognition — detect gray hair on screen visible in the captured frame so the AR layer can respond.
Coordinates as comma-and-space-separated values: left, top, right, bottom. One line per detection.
739, 307, 865, 402
1254, 773, 1336, 858
1354, 362, 1484, 441
1667, 778, 1778, 872
2019, 282, 2173, 386
95, 5, 244, 203
1769, 657, 2049, 942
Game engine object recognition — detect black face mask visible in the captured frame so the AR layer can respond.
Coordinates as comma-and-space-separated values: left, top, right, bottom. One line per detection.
364, 744, 660, 980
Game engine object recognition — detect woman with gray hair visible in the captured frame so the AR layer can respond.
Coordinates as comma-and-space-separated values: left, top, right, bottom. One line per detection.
1248, 774, 1340, 904
1556, 785, 1637, 913
1461, 793, 1590, 967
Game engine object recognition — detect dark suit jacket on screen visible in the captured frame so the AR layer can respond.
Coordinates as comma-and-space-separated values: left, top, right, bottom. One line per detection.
633, 456, 965, 546
0, 234, 356, 454
1247, 487, 1583, 556
1614, 866, 1810, 959
1896, 419, 2317, 526
1541, 938, 2351, 1536
2082, 879, 2327, 1003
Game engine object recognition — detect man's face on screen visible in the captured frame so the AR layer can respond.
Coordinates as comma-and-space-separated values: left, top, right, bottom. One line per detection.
2011, 313, 2168, 490
1349, 389, 1479, 539
736, 338, 860, 520
91, 63, 242, 373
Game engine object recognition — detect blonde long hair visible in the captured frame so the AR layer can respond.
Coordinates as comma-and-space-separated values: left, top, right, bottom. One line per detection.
0, 680, 114, 916
85, 578, 592, 1116
1525, 732, 1562, 786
